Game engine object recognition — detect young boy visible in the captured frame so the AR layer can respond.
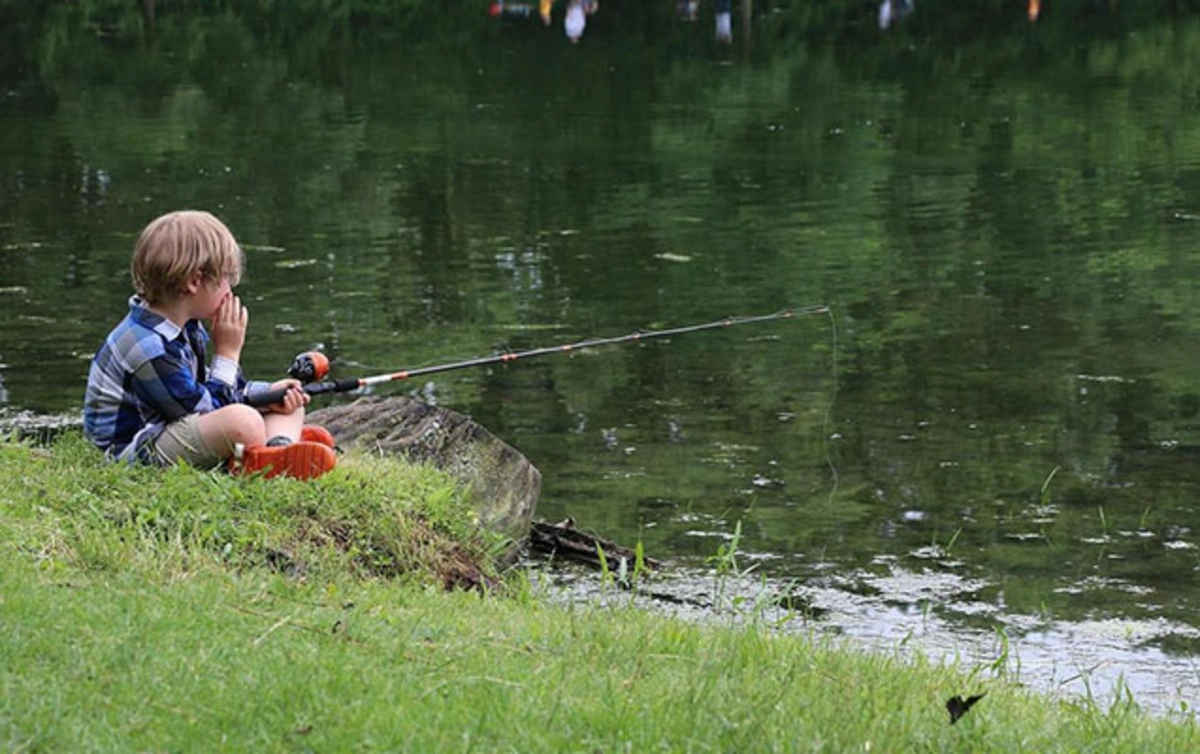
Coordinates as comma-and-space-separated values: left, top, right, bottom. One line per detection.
83, 210, 336, 480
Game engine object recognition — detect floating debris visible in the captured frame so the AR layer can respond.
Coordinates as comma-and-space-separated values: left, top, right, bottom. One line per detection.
654, 252, 692, 263
492, 323, 568, 332
1054, 576, 1154, 596
1006, 532, 1048, 542
1075, 373, 1134, 384
601, 427, 618, 450
274, 258, 319, 269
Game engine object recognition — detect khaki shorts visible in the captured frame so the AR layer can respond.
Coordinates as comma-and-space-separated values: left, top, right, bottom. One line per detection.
152, 414, 223, 469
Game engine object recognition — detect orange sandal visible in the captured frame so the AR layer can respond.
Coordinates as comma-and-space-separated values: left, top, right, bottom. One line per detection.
234, 440, 336, 480
300, 424, 335, 448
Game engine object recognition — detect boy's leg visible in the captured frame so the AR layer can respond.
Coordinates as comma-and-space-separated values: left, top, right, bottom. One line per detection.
259, 404, 334, 448
242, 405, 337, 480
195, 403, 268, 458
156, 405, 334, 479
152, 405, 265, 469
263, 405, 305, 444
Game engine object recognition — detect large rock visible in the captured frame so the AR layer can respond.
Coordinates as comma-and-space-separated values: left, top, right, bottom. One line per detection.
308, 396, 541, 546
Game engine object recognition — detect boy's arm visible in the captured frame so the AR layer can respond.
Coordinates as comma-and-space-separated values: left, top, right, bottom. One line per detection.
204, 294, 270, 405
206, 355, 270, 406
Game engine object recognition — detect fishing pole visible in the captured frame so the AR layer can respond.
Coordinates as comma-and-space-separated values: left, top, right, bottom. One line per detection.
245, 305, 830, 408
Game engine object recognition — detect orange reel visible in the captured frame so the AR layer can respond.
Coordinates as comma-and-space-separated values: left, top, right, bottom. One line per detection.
287, 351, 330, 383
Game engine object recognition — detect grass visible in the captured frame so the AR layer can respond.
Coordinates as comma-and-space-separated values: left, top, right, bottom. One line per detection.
0, 434, 496, 589
1, 435, 1197, 752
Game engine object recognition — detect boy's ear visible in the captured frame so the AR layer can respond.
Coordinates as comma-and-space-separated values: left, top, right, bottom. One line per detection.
182, 271, 204, 295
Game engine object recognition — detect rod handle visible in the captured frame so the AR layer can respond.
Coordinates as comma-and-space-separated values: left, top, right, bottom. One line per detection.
244, 379, 360, 408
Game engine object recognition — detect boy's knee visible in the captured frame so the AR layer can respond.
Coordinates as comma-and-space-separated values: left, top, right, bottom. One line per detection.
204, 403, 267, 450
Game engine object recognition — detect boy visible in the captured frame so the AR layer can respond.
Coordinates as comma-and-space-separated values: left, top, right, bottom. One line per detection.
83, 210, 336, 480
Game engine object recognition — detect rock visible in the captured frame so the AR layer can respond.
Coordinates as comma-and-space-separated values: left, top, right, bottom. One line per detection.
308, 396, 541, 546
0, 409, 82, 442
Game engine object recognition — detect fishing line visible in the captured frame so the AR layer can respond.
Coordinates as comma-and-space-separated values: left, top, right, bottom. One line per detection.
820, 306, 841, 514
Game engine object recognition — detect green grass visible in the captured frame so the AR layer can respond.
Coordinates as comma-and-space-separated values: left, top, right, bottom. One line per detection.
1, 436, 1196, 752
0, 435, 497, 589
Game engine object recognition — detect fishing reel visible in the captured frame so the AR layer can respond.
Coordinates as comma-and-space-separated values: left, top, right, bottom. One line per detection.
247, 350, 343, 408
287, 351, 330, 384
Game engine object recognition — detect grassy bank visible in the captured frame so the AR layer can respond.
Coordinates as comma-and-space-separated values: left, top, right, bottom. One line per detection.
1, 437, 1196, 752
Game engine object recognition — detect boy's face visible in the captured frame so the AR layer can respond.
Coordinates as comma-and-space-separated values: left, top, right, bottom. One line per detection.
188, 270, 235, 320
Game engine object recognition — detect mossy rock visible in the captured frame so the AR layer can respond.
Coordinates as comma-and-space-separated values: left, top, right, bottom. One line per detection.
309, 396, 541, 546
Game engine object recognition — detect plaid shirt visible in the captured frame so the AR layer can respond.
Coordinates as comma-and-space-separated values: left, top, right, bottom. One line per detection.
83, 296, 266, 464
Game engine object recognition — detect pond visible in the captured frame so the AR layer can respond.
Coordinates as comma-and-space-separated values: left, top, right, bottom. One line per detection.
3, 1, 1200, 716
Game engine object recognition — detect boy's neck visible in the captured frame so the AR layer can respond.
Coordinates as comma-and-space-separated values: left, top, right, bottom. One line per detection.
144, 297, 195, 328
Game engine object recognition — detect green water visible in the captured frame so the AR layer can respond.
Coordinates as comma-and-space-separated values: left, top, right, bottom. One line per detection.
4, 2, 1200, 712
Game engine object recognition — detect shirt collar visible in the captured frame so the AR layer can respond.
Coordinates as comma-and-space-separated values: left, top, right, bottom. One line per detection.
128, 295, 199, 342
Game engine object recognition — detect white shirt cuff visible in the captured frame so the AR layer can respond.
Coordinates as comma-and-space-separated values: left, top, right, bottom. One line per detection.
210, 355, 240, 386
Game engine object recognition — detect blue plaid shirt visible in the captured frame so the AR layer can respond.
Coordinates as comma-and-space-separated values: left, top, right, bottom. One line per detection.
83, 296, 267, 464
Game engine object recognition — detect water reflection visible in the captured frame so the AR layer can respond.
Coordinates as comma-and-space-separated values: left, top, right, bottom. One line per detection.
714, 0, 733, 44
879, 0, 914, 30
489, 1, 538, 20
677, 0, 739, 44
490, 0, 599, 42
7, 3, 1200, 716
564, 0, 599, 43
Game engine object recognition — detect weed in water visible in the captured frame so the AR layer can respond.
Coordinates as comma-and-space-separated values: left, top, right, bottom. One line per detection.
990, 624, 1014, 680
1040, 465, 1060, 506
707, 519, 757, 613
1139, 505, 1153, 531
632, 536, 647, 584
945, 526, 962, 553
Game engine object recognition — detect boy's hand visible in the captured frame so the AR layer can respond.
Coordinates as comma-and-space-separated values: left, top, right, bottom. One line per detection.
210, 293, 248, 360
264, 378, 310, 414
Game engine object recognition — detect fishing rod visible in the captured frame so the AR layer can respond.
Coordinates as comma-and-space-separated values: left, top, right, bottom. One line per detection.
245, 305, 829, 408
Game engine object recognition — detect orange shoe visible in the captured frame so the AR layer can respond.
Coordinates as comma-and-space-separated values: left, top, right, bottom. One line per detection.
300, 425, 335, 448
237, 441, 337, 480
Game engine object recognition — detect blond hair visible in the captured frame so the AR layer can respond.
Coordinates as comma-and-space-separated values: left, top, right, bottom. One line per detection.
131, 210, 243, 304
